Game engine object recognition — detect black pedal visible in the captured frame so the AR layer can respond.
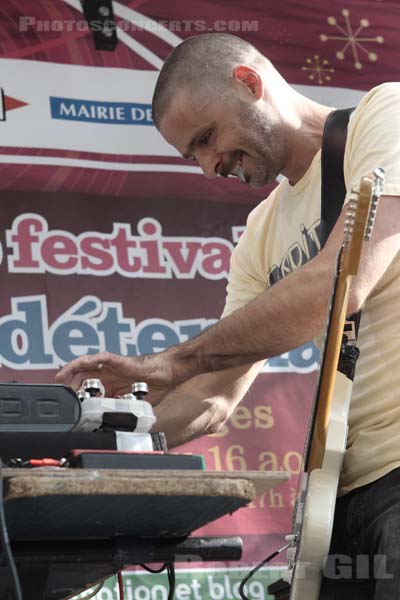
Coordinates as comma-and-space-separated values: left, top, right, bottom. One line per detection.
0, 384, 80, 432
0, 432, 168, 463
66, 449, 205, 470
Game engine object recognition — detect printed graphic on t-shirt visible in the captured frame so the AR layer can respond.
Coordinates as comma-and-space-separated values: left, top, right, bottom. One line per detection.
267, 219, 322, 286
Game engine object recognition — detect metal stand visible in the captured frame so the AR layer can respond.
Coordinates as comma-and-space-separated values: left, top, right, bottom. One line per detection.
0, 536, 243, 600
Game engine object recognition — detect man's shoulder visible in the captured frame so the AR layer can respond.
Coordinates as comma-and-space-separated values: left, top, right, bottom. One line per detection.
344, 82, 400, 194
347, 82, 400, 141
354, 82, 400, 115
367, 82, 400, 95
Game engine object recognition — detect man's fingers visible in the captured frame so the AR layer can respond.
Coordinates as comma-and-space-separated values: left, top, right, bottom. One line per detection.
56, 354, 109, 384
71, 369, 107, 391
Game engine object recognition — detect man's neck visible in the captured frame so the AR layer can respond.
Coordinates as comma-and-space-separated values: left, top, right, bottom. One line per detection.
283, 104, 333, 186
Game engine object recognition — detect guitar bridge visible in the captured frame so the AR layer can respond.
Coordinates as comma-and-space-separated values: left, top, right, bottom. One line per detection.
339, 323, 360, 380
343, 319, 357, 345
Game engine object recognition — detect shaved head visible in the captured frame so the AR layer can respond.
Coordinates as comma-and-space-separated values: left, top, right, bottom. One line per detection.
152, 33, 267, 128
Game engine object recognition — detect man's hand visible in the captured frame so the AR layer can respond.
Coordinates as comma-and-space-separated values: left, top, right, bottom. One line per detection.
55, 351, 177, 401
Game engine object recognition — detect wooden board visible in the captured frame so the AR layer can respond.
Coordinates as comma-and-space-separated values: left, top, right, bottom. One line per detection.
4, 468, 289, 541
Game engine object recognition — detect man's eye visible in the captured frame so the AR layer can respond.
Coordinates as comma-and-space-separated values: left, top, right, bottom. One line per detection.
199, 131, 211, 145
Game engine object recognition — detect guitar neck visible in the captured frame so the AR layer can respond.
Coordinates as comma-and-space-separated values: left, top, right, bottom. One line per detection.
305, 248, 352, 472
302, 169, 383, 474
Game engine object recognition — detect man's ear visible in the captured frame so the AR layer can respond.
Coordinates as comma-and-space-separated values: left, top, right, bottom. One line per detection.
232, 65, 264, 100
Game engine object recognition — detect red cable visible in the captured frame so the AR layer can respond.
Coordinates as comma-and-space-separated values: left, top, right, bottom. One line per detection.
29, 458, 61, 467
117, 571, 124, 600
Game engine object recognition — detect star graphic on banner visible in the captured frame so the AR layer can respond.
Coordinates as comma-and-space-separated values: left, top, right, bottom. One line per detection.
302, 55, 335, 84
320, 8, 384, 70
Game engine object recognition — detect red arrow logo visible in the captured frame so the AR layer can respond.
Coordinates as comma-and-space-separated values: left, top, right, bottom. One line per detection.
1, 89, 29, 120
4, 95, 28, 111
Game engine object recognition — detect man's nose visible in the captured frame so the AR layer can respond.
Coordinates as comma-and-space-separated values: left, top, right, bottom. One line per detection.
195, 150, 220, 179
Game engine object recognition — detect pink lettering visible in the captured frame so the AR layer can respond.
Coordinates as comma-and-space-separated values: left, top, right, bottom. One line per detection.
80, 237, 113, 271
6, 214, 237, 280
110, 225, 141, 273
163, 241, 202, 275
10, 216, 43, 268
201, 242, 231, 276
41, 235, 78, 270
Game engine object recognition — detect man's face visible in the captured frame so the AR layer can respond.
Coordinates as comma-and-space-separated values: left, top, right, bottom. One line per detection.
159, 89, 288, 189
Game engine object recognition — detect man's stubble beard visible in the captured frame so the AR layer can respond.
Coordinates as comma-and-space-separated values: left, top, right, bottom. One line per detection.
238, 101, 288, 189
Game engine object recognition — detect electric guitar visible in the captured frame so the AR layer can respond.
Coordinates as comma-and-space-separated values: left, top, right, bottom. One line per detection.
284, 167, 385, 600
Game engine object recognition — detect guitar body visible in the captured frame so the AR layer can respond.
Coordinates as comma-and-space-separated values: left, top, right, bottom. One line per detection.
289, 371, 353, 600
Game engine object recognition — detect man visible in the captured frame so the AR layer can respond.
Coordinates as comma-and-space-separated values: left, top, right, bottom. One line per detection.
57, 34, 400, 596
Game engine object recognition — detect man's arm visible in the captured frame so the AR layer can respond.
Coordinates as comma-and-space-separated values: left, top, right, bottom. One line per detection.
171, 193, 400, 377
151, 362, 264, 447
56, 195, 400, 392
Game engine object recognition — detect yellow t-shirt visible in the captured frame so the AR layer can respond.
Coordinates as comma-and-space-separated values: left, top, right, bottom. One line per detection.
222, 83, 400, 496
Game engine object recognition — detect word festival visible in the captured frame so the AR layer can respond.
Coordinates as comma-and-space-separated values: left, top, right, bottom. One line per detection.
6, 213, 234, 280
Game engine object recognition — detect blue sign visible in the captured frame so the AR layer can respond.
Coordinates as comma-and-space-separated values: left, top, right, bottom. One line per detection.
50, 97, 153, 125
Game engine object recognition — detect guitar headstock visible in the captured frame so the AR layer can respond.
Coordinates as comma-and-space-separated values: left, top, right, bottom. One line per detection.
343, 167, 385, 275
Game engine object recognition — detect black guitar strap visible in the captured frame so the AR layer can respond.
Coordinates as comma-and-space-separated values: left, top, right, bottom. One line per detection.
321, 107, 360, 379
320, 107, 354, 247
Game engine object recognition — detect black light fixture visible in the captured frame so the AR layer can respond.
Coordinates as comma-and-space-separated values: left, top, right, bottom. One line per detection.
81, 0, 118, 51
0, 89, 5, 121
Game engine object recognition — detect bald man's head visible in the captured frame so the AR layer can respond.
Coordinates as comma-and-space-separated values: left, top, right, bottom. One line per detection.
152, 33, 267, 128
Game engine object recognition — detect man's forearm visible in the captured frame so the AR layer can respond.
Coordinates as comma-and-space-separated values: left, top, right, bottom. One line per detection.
152, 364, 263, 447
169, 257, 333, 383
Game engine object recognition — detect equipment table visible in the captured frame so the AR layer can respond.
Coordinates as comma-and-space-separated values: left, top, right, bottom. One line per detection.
0, 467, 289, 600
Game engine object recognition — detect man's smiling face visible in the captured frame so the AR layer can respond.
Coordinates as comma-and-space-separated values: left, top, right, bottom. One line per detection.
159, 86, 289, 190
